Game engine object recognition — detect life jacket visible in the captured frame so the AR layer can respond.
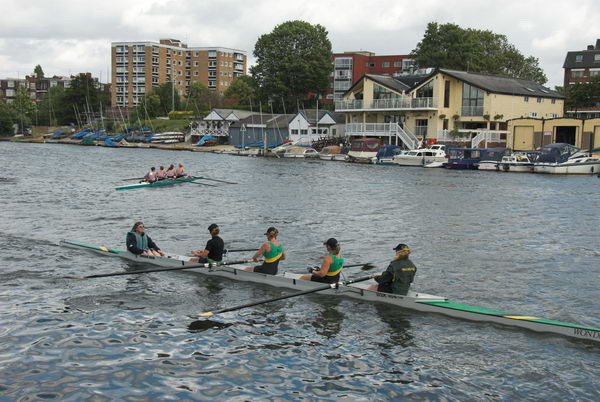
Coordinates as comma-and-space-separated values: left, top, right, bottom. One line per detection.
129, 231, 149, 250
326, 253, 344, 276
263, 241, 283, 263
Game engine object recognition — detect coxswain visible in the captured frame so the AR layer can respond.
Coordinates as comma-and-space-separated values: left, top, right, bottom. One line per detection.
126, 221, 166, 257
166, 164, 176, 179
367, 243, 417, 295
175, 163, 187, 178
244, 227, 285, 275
190, 223, 225, 263
156, 166, 167, 180
299, 238, 344, 283
143, 167, 157, 183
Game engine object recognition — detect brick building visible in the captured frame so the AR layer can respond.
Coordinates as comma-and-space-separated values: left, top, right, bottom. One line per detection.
563, 39, 600, 118
111, 38, 247, 108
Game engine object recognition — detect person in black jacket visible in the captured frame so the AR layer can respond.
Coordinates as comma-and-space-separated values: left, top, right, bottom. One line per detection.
190, 223, 224, 263
126, 222, 165, 257
368, 243, 417, 295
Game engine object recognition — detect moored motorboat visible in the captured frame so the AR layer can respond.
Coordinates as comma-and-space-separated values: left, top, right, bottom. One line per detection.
392, 144, 448, 167
498, 150, 539, 173
61, 240, 600, 343
477, 148, 510, 171
319, 145, 348, 161
115, 176, 202, 191
534, 143, 600, 174
346, 138, 383, 163
371, 145, 402, 164
444, 147, 485, 169
283, 146, 319, 158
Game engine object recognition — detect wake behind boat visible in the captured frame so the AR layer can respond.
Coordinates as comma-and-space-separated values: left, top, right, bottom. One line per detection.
60, 240, 600, 343
115, 176, 202, 191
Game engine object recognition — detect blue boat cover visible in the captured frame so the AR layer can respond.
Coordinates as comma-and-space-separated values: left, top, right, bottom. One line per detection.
195, 135, 218, 146
376, 145, 402, 158
51, 131, 65, 137
104, 138, 118, 147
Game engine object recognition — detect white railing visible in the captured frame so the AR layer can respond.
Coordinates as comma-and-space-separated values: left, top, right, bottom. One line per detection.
470, 130, 509, 148
336, 97, 437, 111
434, 130, 471, 142
345, 123, 419, 150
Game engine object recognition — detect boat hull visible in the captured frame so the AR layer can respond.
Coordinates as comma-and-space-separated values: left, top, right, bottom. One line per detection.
534, 160, 600, 174
61, 240, 600, 343
115, 176, 201, 191
392, 156, 447, 167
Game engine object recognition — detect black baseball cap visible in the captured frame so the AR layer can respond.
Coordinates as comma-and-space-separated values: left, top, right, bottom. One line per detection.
323, 238, 339, 248
208, 223, 219, 232
393, 243, 409, 251
264, 226, 277, 235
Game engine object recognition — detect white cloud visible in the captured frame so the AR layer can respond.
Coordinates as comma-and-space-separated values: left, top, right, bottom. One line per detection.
1, 0, 600, 87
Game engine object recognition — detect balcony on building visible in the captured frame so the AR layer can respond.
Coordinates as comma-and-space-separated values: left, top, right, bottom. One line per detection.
335, 96, 437, 112
461, 105, 484, 116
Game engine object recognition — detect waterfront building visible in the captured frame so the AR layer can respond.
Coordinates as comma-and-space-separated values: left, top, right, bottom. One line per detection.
324, 51, 417, 103
228, 114, 296, 146
189, 108, 259, 143
287, 109, 345, 144
111, 38, 248, 108
563, 39, 600, 119
335, 69, 564, 149
507, 117, 600, 150
0, 78, 33, 103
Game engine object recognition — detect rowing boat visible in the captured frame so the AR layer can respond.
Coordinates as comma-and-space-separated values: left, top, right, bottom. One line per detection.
60, 240, 600, 343
115, 176, 201, 191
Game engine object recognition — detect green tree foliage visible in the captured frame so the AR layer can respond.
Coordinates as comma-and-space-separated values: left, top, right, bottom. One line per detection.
155, 82, 181, 114
566, 76, 600, 110
33, 65, 44, 79
251, 20, 333, 112
184, 82, 220, 114
12, 87, 36, 132
0, 100, 17, 135
412, 22, 548, 85
62, 73, 110, 126
224, 75, 256, 107
36, 85, 67, 126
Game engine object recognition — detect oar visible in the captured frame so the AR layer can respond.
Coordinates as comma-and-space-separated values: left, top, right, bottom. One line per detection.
225, 248, 258, 253
183, 181, 217, 187
197, 275, 374, 317
196, 177, 238, 184
122, 177, 144, 181
64, 258, 256, 280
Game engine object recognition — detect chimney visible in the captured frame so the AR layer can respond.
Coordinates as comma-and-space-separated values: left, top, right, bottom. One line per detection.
595, 39, 600, 50
587, 45, 594, 50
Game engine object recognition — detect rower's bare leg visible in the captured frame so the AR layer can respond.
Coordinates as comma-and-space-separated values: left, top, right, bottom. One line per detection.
367, 284, 378, 291
298, 274, 311, 280
243, 266, 254, 272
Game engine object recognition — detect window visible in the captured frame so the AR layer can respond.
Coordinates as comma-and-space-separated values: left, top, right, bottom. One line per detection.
382, 62, 390, 68
530, 112, 538, 117
444, 80, 450, 108
367, 63, 375, 68
291, 129, 298, 134
194, 71, 198, 76
194, 61, 199, 66
549, 113, 558, 118
300, 129, 308, 135
551, 99, 556, 104
334, 57, 352, 68
461, 83, 484, 116
416, 81, 433, 98
524, 96, 529, 102
394, 61, 402, 67
575, 55, 583, 62
537, 97, 542, 103
571, 70, 584, 78
591, 70, 600, 76
595, 55, 600, 63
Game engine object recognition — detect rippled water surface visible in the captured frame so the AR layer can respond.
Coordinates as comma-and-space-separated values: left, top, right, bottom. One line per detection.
0, 142, 599, 400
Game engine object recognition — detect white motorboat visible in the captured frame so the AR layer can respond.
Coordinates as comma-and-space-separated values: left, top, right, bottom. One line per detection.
498, 151, 539, 173
319, 145, 348, 161
60, 240, 600, 343
392, 144, 448, 167
283, 146, 319, 158
347, 138, 383, 163
477, 148, 511, 171
534, 143, 600, 174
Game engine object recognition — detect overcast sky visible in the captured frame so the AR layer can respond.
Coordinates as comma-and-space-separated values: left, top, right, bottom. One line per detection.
1, 0, 599, 88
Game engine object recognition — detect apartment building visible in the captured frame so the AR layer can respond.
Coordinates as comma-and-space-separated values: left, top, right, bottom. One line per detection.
324, 51, 416, 103
111, 38, 247, 108
0, 78, 32, 103
563, 39, 600, 117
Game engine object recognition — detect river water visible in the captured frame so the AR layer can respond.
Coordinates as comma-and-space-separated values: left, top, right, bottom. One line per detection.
0, 142, 598, 400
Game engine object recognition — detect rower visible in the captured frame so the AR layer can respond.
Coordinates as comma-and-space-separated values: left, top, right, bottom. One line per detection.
142, 167, 157, 183
367, 243, 417, 295
126, 221, 166, 257
156, 166, 167, 180
299, 238, 344, 283
166, 164, 176, 179
190, 223, 225, 263
175, 163, 187, 178
244, 227, 285, 275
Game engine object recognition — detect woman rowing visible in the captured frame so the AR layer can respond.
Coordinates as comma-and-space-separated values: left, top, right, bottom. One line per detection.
244, 227, 285, 275
299, 238, 344, 283
175, 163, 187, 178
156, 166, 167, 180
165, 164, 176, 179
142, 167, 157, 183
126, 221, 166, 257
367, 243, 417, 295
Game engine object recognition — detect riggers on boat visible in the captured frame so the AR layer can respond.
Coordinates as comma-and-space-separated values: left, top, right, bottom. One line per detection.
60, 240, 600, 343
115, 176, 201, 191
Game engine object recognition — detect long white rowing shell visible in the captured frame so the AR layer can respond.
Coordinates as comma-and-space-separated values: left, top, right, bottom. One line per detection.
59, 240, 600, 343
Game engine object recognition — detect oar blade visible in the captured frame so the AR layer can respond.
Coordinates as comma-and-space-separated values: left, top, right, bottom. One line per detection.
360, 263, 376, 271
198, 312, 214, 317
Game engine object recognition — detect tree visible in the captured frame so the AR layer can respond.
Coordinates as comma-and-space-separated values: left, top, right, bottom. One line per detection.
155, 82, 181, 115
224, 75, 256, 107
412, 22, 548, 85
36, 85, 67, 126
185, 82, 220, 114
12, 87, 36, 133
62, 73, 110, 126
0, 100, 17, 135
251, 20, 333, 112
565, 76, 600, 110
33, 65, 44, 79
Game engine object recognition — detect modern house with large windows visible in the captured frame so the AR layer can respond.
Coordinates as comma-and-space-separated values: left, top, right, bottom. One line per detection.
335, 69, 564, 149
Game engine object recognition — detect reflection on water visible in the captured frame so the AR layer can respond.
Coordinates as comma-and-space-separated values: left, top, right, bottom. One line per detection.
0, 143, 599, 399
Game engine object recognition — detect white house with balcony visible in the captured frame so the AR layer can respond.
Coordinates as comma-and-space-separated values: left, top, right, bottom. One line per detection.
335, 69, 564, 149
287, 110, 345, 144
